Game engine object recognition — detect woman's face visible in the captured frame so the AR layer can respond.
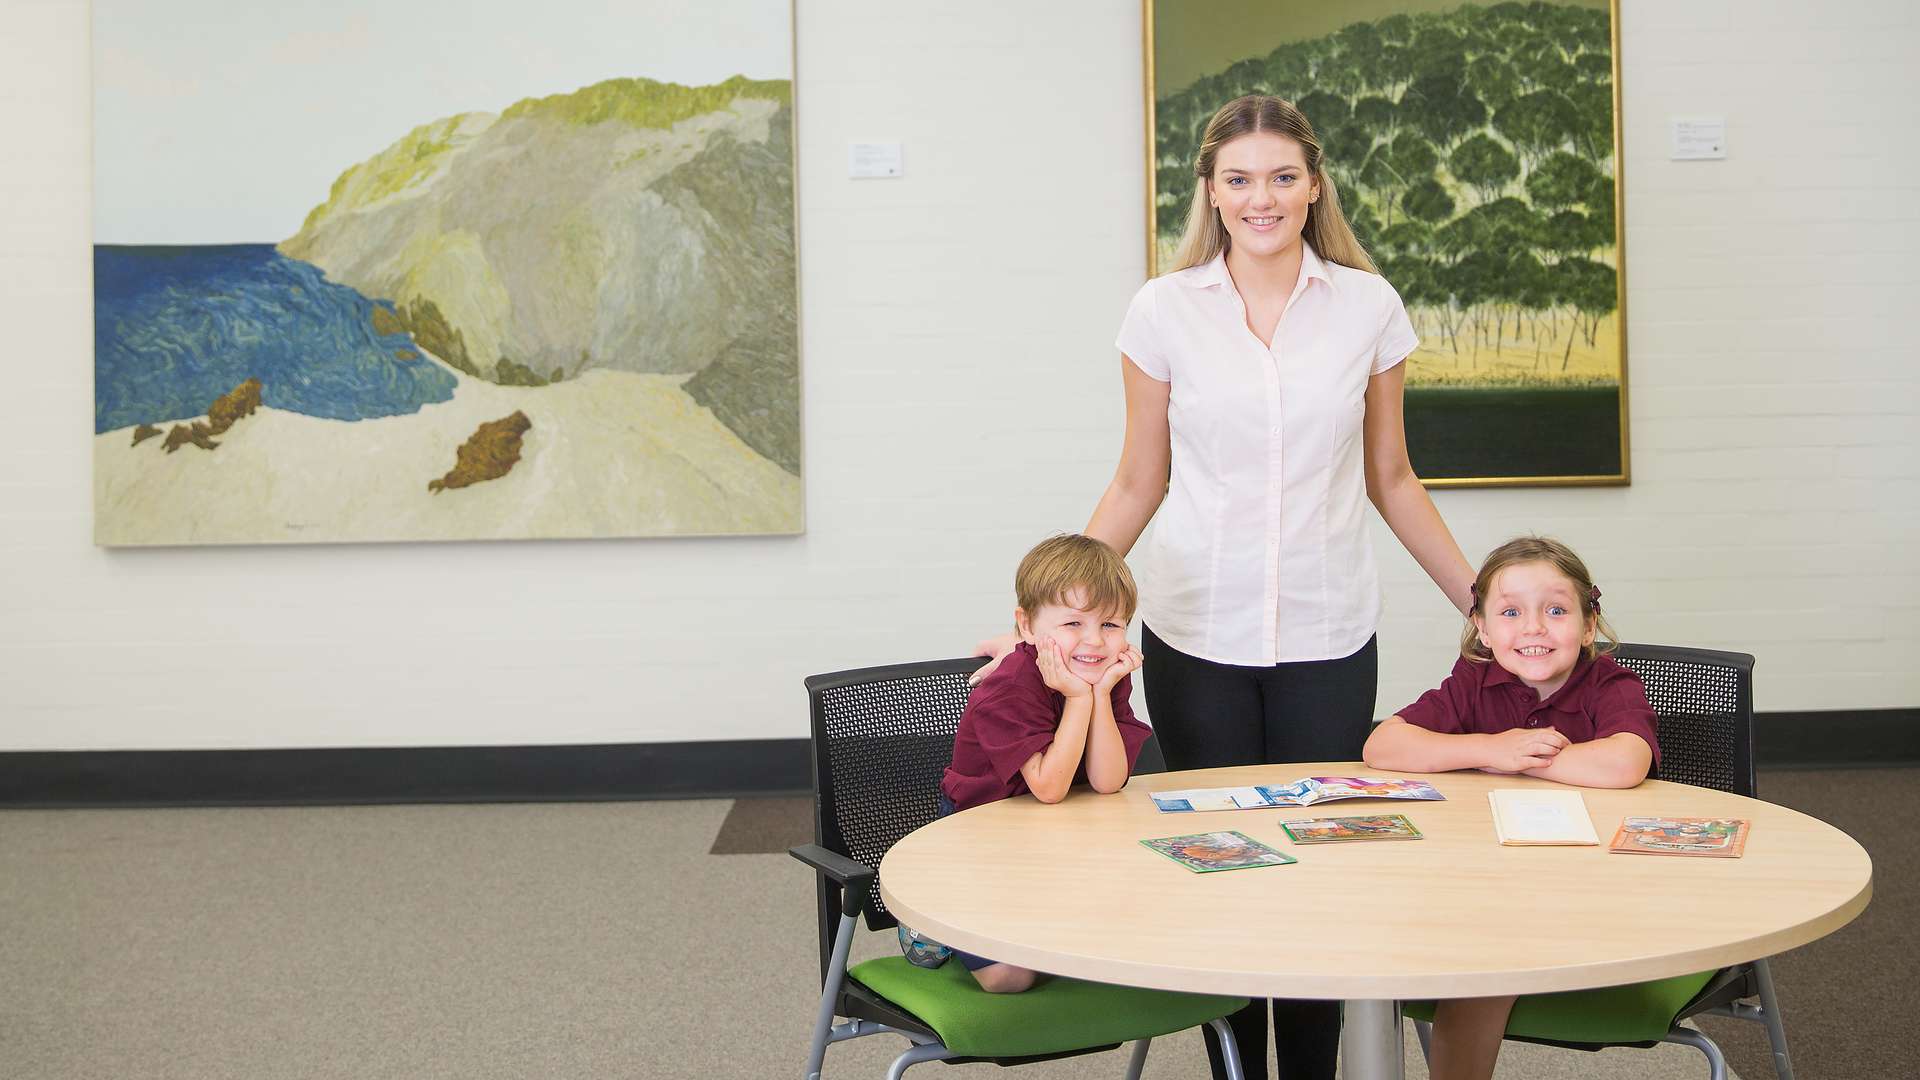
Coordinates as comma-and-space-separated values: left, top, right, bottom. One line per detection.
1206, 132, 1317, 261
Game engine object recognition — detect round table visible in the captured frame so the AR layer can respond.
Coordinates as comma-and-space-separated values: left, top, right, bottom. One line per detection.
878, 763, 1872, 1080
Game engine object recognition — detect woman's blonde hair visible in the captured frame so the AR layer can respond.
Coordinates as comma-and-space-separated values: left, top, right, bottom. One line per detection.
1462, 536, 1618, 663
1172, 94, 1376, 274
1015, 534, 1138, 622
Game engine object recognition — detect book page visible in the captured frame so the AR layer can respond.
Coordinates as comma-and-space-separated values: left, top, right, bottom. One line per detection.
1489, 789, 1599, 845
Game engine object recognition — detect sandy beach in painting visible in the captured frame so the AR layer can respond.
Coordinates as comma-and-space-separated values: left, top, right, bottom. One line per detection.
93, 363, 801, 546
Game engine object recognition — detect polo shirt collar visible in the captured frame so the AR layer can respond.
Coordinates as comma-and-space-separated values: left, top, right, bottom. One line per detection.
1181, 241, 1335, 293
1480, 652, 1597, 711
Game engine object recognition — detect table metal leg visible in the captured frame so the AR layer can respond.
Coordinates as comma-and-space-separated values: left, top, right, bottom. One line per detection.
1340, 1000, 1405, 1080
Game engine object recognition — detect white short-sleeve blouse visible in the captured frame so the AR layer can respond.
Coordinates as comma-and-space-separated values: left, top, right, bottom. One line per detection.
1115, 243, 1417, 666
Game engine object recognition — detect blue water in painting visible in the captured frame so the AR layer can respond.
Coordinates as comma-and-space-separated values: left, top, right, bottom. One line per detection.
93, 245, 457, 434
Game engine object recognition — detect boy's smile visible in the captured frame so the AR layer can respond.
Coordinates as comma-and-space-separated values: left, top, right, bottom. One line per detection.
1473, 560, 1596, 699
1017, 587, 1130, 686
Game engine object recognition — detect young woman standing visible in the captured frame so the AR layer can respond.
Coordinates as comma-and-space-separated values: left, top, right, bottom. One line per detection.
981, 94, 1476, 1080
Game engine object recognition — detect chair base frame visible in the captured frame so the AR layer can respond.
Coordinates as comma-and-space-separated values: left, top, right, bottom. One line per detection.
1406, 957, 1793, 1080
801, 900, 1248, 1080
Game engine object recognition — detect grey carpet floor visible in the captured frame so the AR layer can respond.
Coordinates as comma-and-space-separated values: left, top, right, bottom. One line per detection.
1690, 768, 1914, 1080
2, 769, 1903, 1079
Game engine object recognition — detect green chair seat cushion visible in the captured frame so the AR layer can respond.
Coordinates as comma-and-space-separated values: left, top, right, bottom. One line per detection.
849, 955, 1247, 1059
1404, 970, 1718, 1046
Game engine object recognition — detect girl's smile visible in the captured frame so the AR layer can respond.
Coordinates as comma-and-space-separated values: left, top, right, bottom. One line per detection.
1473, 560, 1596, 699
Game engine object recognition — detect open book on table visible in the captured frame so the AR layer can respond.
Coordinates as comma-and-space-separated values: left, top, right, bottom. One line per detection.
1149, 775, 1444, 813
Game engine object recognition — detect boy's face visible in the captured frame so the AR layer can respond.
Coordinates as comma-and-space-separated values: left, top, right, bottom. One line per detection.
1016, 587, 1130, 686
1471, 560, 1596, 699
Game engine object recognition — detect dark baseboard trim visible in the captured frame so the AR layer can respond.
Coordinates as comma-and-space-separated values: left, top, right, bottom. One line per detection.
1756, 709, 1920, 769
0, 739, 813, 809
2, 709, 1914, 808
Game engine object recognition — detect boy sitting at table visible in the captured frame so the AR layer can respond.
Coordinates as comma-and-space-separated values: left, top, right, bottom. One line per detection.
1362, 536, 1658, 1080
915, 534, 1154, 993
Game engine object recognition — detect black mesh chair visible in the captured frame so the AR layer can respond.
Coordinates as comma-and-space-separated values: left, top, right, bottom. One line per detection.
790, 658, 1248, 1080
1408, 643, 1794, 1080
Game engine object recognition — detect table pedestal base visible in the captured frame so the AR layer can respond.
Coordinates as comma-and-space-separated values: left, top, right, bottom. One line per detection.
1341, 999, 1405, 1080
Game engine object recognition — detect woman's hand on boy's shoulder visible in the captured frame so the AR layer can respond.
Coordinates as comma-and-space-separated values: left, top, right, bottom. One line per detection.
1096, 644, 1142, 693
968, 631, 1022, 686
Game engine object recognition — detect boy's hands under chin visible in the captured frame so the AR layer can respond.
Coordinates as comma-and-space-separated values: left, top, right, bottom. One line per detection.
1035, 639, 1094, 698
1096, 644, 1143, 693
1480, 725, 1570, 773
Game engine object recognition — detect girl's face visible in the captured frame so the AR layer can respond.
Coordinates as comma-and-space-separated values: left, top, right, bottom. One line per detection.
1206, 132, 1318, 261
1471, 560, 1596, 699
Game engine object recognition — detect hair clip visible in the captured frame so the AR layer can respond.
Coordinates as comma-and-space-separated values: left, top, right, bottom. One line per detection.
1468, 581, 1481, 606
1589, 585, 1603, 610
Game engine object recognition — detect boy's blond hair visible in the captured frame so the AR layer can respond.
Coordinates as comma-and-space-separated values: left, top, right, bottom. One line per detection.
1015, 534, 1137, 622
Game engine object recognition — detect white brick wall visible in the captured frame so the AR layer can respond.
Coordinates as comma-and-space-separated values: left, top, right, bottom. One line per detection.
2, 0, 1914, 751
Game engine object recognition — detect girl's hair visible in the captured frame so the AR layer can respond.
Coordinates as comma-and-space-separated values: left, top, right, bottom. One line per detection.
1171, 94, 1377, 274
1015, 534, 1138, 622
1462, 536, 1618, 663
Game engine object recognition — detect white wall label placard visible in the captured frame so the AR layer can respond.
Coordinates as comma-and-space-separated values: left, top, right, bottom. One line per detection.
1671, 117, 1727, 160
849, 142, 903, 178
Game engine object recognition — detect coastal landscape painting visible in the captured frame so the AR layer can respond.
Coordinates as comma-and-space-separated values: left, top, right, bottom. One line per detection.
93, 1, 800, 544
1148, 0, 1627, 485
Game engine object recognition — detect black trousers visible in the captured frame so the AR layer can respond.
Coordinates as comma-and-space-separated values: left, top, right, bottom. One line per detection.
1141, 624, 1379, 1080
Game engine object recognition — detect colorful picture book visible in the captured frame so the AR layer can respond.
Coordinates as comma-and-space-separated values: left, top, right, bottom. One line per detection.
1487, 789, 1599, 846
1150, 776, 1444, 813
1610, 816, 1751, 858
1141, 830, 1299, 873
1281, 814, 1424, 843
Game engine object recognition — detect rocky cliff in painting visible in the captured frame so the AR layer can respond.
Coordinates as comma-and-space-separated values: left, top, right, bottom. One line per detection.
280, 76, 799, 475
429, 411, 532, 494
157, 378, 265, 453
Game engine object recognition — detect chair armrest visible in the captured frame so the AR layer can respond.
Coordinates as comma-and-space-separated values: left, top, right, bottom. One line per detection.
790, 843, 876, 918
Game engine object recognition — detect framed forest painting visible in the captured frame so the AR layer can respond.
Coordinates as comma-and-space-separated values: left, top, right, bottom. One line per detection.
93, 0, 801, 545
1147, 0, 1628, 486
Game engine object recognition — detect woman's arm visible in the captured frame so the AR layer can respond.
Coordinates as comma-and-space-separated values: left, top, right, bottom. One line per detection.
1084, 357, 1172, 557
1362, 363, 1474, 616
1523, 732, 1654, 789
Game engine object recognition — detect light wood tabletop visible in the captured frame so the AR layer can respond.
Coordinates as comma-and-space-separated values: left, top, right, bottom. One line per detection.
877, 763, 1873, 1001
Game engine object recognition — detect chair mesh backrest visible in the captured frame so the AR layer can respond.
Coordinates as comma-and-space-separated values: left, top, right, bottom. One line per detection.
1611, 643, 1755, 797
807, 659, 982, 928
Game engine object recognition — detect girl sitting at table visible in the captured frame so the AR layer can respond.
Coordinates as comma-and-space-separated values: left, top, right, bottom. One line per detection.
1362, 535, 1657, 1080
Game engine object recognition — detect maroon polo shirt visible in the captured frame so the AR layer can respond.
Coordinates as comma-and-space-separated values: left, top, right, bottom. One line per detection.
1395, 653, 1660, 766
940, 642, 1154, 812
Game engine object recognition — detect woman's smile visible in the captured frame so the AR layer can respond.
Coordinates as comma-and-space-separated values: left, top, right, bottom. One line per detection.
1208, 131, 1315, 256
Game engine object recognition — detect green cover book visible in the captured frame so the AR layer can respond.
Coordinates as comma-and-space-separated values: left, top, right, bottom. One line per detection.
1141, 830, 1298, 873
1281, 814, 1424, 843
